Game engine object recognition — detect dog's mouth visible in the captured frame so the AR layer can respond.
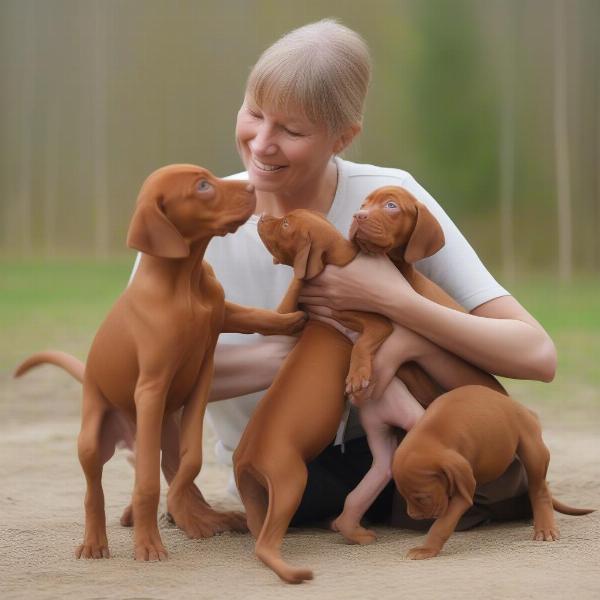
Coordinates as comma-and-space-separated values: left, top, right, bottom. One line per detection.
354, 234, 391, 255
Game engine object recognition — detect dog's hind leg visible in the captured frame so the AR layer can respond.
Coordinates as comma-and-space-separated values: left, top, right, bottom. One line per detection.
254, 458, 313, 584
516, 412, 559, 541
75, 381, 111, 559
236, 468, 268, 539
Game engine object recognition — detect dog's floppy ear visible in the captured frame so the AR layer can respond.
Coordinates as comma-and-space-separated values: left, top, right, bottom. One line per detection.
404, 203, 445, 263
440, 451, 476, 507
293, 235, 326, 280
127, 196, 189, 258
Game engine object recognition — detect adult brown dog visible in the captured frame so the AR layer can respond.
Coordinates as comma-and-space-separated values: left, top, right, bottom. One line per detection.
393, 384, 594, 559
14, 164, 305, 561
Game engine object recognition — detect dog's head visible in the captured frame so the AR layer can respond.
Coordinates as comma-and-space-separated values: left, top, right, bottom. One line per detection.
257, 209, 340, 280
349, 186, 445, 264
393, 449, 476, 520
127, 164, 256, 258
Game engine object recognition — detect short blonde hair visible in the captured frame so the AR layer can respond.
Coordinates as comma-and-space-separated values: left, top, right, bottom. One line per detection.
246, 19, 371, 134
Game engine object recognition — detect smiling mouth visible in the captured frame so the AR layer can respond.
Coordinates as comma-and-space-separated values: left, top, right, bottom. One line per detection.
252, 156, 286, 172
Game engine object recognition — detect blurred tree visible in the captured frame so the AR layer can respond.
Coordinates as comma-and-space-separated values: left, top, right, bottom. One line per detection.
553, 0, 573, 281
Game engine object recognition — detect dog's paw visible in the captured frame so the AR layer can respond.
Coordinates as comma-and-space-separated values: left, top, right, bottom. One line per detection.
168, 487, 248, 538
345, 364, 371, 396
75, 539, 110, 559
280, 310, 307, 334
134, 539, 168, 562
406, 545, 440, 560
533, 524, 560, 541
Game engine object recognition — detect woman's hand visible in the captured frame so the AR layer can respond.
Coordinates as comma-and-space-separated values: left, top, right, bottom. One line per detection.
298, 253, 416, 315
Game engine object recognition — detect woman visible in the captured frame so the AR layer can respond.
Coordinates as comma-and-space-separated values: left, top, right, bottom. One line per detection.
172, 19, 556, 527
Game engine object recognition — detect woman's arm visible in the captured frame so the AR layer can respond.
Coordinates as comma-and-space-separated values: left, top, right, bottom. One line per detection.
208, 336, 296, 401
299, 254, 556, 382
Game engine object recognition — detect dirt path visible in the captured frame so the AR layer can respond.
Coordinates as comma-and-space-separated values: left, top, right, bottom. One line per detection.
1, 370, 599, 600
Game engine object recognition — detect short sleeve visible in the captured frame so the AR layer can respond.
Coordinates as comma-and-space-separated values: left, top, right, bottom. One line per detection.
401, 174, 510, 311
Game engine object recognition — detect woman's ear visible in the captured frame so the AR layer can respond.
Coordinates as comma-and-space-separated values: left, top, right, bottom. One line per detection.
333, 122, 362, 154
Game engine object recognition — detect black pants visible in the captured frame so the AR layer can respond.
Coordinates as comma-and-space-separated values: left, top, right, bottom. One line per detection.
291, 435, 532, 530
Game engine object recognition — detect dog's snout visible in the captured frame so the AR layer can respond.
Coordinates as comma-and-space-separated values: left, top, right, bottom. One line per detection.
354, 210, 369, 221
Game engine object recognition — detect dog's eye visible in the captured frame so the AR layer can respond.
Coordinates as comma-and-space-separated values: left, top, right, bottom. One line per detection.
196, 180, 212, 193
282, 218, 289, 229
385, 201, 398, 209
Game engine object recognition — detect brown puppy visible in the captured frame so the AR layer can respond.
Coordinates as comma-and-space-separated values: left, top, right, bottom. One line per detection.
259, 209, 394, 400
393, 384, 594, 559
350, 185, 473, 312
234, 321, 352, 584
15, 164, 305, 561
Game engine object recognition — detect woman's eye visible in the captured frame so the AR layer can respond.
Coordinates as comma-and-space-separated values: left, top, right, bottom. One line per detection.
284, 128, 302, 137
197, 180, 212, 193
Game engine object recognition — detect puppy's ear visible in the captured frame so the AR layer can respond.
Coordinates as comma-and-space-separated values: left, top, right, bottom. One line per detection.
127, 197, 189, 258
293, 236, 326, 280
440, 451, 476, 507
404, 203, 445, 263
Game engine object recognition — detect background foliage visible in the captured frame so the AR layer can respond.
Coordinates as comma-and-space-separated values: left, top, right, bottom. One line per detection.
0, 0, 599, 282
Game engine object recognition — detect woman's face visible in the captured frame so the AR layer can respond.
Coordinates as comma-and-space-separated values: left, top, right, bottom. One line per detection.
235, 96, 344, 195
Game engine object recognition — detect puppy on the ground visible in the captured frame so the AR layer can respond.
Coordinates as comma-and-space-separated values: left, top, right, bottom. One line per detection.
393, 384, 594, 559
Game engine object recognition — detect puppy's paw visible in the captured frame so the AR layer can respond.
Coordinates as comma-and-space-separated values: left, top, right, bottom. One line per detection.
406, 545, 440, 560
271, 310, 307, 335
533, 524, 560, 541
345, 365, 371, 396
75, 539, 110, 559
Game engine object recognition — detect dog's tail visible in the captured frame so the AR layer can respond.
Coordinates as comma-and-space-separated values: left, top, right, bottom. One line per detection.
14, 351, 84, 383
552, 497, 595, 516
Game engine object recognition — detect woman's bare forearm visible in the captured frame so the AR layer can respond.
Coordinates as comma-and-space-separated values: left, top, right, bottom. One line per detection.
379, 292, 556, 382
208, 337, 295, 401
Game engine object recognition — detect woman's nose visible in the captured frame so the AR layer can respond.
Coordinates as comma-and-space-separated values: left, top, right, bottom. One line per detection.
248, 124, 277, 156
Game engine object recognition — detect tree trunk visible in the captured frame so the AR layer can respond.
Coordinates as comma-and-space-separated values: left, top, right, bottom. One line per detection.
554, 0, 573, 281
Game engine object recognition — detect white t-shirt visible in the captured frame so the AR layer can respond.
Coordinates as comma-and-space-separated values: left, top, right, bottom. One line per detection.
201, 157, 509, 466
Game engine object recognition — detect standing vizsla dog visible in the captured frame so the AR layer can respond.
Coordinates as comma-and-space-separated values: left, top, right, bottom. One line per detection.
393, 385, 594, 559
15, 164, 305, 561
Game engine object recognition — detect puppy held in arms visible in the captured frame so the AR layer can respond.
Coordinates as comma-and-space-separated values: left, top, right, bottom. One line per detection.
14, 164, 306, 562
393, 384, 594, 560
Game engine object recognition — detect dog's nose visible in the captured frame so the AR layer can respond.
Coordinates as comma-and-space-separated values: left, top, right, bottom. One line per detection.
246, 183, 255, 193
353, 210, 369, 221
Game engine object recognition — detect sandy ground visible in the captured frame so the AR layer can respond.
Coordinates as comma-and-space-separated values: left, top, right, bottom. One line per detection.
1, 369, 599, 600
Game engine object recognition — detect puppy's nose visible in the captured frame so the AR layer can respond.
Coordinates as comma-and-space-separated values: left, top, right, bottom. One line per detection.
353, 210, 369, 221
246, 183, 255, 193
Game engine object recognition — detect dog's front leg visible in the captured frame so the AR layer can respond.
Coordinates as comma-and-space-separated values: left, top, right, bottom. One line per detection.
222, 300, 306, 336
166, 356, 247, 538
333, 310, 393, 403
132, 379, 168, 561
406, 495, 471, 559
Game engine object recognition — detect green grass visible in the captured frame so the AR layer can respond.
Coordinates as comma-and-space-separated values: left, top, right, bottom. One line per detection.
1, 259, 598, 418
